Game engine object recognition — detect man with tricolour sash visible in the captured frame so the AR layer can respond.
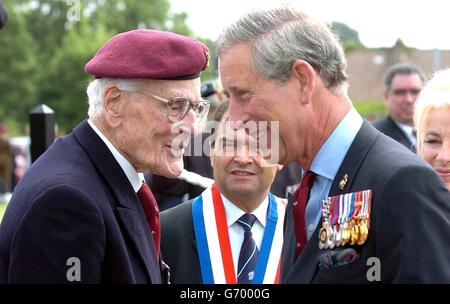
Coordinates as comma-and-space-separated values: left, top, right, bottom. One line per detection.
161, 106, 286, 284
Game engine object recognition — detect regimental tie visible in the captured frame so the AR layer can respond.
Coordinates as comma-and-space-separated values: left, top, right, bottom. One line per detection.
237, 213, 259, 284
293, 170, 317, 259
137, 182, 161, 258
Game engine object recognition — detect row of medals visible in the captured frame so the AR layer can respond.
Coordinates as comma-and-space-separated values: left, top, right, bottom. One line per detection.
319, 197, 369, 250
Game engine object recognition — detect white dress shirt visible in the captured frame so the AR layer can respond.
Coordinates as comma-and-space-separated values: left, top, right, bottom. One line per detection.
220, 194, 269, 276
397, 122, 417, 146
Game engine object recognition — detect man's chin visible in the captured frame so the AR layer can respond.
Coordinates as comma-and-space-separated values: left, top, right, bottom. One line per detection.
229, 185, 257, 196
159, 159, 184, 178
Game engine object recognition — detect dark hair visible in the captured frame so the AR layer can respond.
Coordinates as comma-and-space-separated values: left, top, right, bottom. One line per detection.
209, 101, 229, 148
384, 63, 426, 90
213, 101, 229, 122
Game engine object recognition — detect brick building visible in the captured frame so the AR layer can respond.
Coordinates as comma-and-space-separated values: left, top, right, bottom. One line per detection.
346, 39, 450, 102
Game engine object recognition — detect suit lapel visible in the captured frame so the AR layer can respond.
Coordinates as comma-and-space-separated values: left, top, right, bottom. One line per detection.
73, 121, 160, 283
282, 121, 380, 283
329, 121, 380, 196
386, 116, 414, 151
280, 192, 296, 278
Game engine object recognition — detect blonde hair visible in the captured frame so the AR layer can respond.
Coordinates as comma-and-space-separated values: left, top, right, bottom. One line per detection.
414, 68, 450, 155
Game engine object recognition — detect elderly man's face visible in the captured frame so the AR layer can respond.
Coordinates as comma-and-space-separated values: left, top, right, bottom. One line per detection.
419, 106, 450, 190
219, 42, 303, 165
117, 79, 200, 177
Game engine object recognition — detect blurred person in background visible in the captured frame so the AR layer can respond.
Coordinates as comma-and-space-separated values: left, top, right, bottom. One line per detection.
414, 68, 450, 190
201, 78, 227, 122
161, 110, 285, 284
0, 124, 13, 194
373, 63, 426, 152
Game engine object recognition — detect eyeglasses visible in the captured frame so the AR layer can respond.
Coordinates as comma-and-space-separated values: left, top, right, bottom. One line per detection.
135, 89, 211, 123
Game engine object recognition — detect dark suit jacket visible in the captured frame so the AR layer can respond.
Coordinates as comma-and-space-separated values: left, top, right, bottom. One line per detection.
160, 200, 203, 284
372, 115, 415, 152
0, 121, 162, 283
281, 121, 450, 283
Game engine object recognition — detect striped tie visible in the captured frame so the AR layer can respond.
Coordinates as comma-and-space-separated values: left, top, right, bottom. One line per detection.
237, 213, 259, 284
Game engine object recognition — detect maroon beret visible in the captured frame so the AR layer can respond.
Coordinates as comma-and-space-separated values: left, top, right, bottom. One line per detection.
85, 29, 210, 80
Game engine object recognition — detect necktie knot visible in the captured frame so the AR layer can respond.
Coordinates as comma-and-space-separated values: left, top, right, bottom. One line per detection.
237, 213, 257, 232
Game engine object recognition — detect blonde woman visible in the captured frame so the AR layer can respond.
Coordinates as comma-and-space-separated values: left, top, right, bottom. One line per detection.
414, 68, 450, 190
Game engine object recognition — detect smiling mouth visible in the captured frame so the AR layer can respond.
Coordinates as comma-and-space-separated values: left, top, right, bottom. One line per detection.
437, 170, 450, 177
230, 170, 256, 176
166, 144, 185, 157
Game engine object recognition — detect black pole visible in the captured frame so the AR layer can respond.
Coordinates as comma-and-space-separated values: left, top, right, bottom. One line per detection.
29, 104, 55, 163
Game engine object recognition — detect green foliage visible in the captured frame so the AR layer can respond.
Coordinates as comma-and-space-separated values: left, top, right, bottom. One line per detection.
0, 0, 202, 133
41, 22, 114, 133
353, 100, 387, 121
331, 21, 365, 51
196, 37, 218, 81
0, 5, 39, 130
88, 0, 171, 33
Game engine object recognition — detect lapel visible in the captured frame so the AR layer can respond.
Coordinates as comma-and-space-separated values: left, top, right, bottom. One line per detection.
282, 121, 380, 283
328, 120, 380, 196
386, 116, 415, 151
73, 120, 160, 283
280, 192, 296, 278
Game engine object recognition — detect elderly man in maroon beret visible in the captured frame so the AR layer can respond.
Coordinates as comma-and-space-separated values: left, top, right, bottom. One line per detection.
0, 29, 210, 283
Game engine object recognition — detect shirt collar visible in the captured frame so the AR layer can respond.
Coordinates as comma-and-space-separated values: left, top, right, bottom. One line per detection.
87, 119, 144, 193
221, 193, 269, 229
310, 107, 363, 181
395, 121, 416, 143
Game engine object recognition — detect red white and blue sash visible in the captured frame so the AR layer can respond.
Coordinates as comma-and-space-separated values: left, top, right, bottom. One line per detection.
192, 184, 286, 284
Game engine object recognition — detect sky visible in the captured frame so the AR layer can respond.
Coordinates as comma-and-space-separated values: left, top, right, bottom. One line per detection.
170, 0, 450, 50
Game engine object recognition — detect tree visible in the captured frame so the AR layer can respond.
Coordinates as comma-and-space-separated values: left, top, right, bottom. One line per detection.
1, 0, 200, 133
40, 21, 114, 133
88, 0, 171, 33
330, 21, 364, 51
0, 2, 39, 132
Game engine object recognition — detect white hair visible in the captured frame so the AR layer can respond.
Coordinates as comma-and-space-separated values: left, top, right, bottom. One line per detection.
414, 68, 450, 154
86, 78, 145, 118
